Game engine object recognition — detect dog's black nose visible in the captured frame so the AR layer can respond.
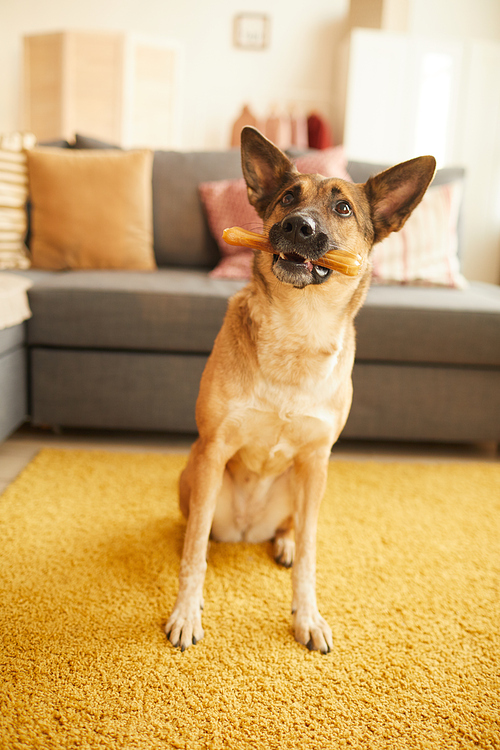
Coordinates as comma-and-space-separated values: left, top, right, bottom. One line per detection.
280, 214, 316, 244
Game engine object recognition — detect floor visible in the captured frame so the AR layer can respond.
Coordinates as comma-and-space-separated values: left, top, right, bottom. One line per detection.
1, 424, 498, 494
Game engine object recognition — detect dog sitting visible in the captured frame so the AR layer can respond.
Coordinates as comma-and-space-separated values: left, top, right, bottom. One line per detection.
166, 127, 436, 652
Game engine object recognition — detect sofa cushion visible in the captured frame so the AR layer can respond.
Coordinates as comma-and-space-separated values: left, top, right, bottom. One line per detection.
371, 180, 466, 288
198, 178, 260, 279
24, 269, 245, 353
344, 362, 500, 442
73, 137, 244, 269
151, 150, 244, 268
30, 348, 202, 433
22, 270, 500, 368
355, 282, 500, 367
27, 148, 155, 270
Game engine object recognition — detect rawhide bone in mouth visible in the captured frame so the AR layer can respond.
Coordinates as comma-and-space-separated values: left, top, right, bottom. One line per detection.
222, 226, 363, 277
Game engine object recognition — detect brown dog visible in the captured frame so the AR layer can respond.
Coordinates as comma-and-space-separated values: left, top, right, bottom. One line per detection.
166, 127, 435, 652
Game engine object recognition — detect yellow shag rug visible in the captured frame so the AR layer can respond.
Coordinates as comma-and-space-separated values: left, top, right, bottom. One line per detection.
1, 449, 499, 749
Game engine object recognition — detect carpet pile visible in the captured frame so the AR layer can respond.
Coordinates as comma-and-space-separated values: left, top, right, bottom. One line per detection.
0, 448, 499, 749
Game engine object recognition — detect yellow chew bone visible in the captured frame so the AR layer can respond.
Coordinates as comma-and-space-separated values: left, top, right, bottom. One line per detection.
222, 226, 363, 277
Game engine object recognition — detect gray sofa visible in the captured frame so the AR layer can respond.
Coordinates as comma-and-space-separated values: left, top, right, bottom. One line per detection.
0, 322, 27, 442
1, 144, 500, 446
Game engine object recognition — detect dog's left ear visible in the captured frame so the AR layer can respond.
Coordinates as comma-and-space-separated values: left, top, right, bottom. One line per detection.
241, 126, 298, 216
365, 155, 436, 244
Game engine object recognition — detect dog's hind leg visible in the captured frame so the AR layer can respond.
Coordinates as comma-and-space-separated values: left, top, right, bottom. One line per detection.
178, 458, 193, 520
274, 518, 295, 568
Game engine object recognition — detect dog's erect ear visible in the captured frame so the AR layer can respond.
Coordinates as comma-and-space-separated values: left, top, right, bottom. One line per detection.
240, 126, 298, 216
365, 155, 436, 244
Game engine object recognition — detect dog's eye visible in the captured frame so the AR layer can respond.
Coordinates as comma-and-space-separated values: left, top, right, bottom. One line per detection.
281, 191, 295, 206
334, 200, 352, 216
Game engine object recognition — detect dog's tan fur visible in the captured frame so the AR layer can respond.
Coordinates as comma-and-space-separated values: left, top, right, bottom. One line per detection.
166, 128, 436, 652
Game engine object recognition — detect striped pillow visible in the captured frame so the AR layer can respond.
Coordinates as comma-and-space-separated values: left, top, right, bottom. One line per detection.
371, 180, 467, 288
0, 132, 36, 270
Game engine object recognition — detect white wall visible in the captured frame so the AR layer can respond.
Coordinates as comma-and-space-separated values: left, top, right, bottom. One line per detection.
0, 0, 349, 150
1, 0, 500, 281
408, 0, 500, 41
344, 28, 500, 284
2, 0, 499, 150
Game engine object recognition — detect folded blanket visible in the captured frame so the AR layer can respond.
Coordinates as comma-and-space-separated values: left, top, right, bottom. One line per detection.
0, 272, 32, 330
0, 132, 36, 270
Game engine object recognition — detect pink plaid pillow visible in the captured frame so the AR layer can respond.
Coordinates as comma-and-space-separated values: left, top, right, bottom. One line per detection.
371, 180, 467, 288
198, 178, 260, 279
293, 148, 351, 181
199, 146, 351, 279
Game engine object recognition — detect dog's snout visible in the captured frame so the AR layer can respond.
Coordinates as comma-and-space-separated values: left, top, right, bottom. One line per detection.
281, 214, 316, 244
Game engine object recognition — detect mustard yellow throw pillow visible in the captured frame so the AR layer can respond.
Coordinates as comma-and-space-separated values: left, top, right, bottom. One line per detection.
28, 148, 155, 270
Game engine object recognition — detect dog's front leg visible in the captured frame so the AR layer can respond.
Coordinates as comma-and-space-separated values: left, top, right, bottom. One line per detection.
166, 441, 227, 651
291, 451, 333, 654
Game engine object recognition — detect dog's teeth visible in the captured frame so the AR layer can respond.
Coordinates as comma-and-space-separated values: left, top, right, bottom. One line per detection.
315, 265, 329, 277
280, 253, 286, 260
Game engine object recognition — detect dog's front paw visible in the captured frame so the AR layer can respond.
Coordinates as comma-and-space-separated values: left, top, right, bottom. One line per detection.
293, 608, 333, 654
165, 601, 204, 652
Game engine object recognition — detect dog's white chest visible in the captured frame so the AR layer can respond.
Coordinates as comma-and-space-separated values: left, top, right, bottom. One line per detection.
236, 411, 296, 475
211, 315, 351, 543
235, 395, 333, 477
212, 406, 333, 544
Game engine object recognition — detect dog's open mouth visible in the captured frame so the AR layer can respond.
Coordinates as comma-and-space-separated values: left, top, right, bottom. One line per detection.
268, 223, 333, 288
272, 252, 332, 287
277, 251, 314, 271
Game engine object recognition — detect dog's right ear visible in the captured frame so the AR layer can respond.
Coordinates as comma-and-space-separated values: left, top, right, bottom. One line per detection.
365, 155, 436, 244
240, 127, 298, 216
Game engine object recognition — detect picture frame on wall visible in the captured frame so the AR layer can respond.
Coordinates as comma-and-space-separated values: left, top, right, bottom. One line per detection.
233, 14, 270, 51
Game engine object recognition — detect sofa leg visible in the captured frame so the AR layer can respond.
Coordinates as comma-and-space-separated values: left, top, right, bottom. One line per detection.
476, 441, 499, 457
